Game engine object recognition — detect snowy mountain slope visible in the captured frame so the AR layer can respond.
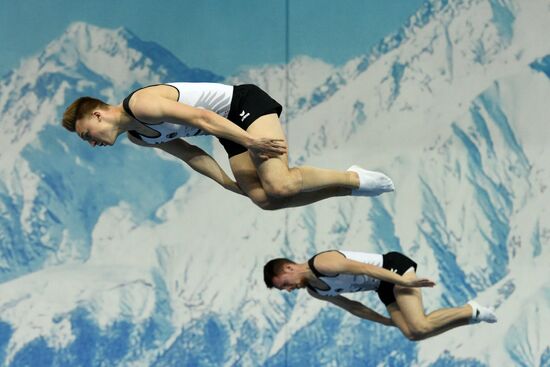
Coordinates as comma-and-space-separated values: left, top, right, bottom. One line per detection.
0, 22, 221, 282
1, 0, 550, 366
227, 56, 336, 120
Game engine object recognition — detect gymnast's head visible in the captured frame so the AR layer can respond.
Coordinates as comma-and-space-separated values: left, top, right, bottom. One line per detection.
264, 258, 307, 292
62, 97, 121, 147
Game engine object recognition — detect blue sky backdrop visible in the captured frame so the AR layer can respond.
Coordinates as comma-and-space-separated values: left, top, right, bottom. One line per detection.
0, 0, 425, 77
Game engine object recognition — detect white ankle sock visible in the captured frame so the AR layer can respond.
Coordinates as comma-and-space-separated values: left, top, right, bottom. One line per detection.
468, 301, 497, 324
347, 165, 395, 197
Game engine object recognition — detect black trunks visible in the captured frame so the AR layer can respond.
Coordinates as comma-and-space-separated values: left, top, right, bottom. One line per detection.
219, 84, 283, 158
377, 252, 418, 306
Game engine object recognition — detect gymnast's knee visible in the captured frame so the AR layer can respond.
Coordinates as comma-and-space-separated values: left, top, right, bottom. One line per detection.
262, 178, 300, 198
248, 193, 285, 211
405, 322, 431, 341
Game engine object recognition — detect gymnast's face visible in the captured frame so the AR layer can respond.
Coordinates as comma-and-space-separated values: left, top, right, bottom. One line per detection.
272, 266, 308, 292
75, 111, 118, 147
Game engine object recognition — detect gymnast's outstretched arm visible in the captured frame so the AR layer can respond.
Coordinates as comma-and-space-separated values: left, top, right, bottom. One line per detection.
128, 135, 244, 195
130, 93, 287, 159
307, 288, 393, 326
314, 252, 435, 288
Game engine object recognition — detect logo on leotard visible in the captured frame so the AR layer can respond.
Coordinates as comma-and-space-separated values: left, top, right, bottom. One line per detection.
240, 110, 250, 122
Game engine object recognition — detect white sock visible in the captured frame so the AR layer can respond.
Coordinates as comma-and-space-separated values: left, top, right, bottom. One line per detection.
468, 301, 497, 324
347, 165, 395, 197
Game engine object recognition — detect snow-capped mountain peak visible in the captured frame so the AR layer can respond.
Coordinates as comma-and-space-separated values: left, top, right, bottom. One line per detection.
1, 0, 549, 365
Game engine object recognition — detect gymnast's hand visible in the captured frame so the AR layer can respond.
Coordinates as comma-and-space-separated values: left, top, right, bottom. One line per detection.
402, 277, 436, 288
247, 138, 287, 160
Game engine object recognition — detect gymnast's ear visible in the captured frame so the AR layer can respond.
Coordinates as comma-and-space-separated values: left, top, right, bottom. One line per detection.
92, 110, 102, 120
284, 263, 295, 272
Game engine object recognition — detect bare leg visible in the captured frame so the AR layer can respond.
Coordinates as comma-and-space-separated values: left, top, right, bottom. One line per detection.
388, 305, 471, 340
230, 151, 351, 210
420, 308, 472, 339
244, 114, 359, 197
389, 271, 473, 341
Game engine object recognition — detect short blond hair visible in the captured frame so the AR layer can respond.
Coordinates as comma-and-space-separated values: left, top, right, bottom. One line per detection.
61, 97, 108, 132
